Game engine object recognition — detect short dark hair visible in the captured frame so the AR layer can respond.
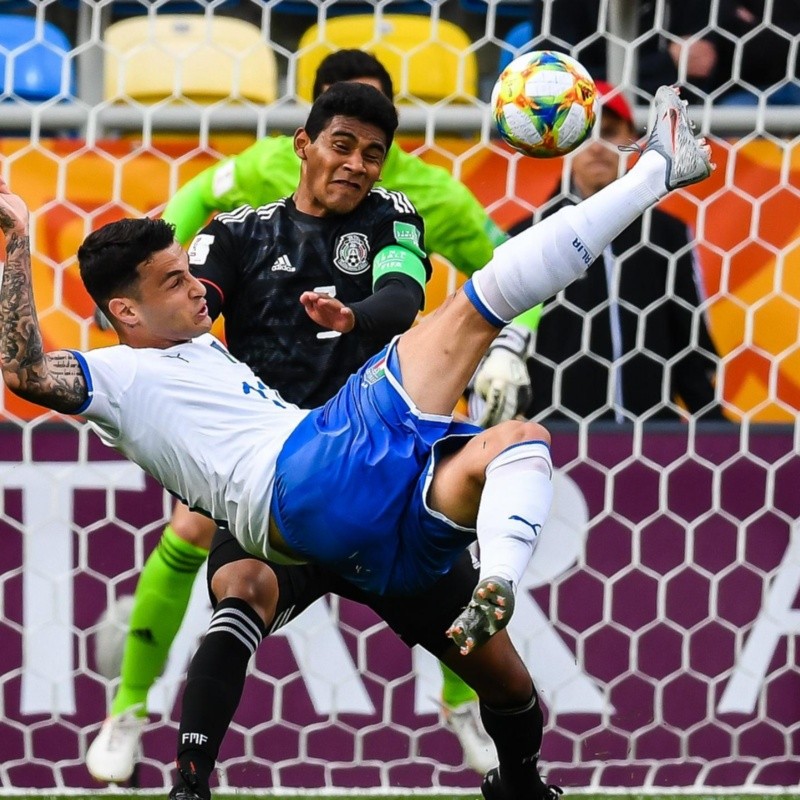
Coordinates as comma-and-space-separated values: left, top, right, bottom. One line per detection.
304, 81, 399, 149
312, 49, 394, 100
78, 217, 176, 312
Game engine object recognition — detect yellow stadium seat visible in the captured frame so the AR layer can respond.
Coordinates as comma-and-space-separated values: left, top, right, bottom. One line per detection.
104, 15, 277, 104
296, 15, 478, 104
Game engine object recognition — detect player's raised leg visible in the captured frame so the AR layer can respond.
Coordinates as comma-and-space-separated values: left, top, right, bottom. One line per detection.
401, 84, 712, 662
396, 85, 713, 418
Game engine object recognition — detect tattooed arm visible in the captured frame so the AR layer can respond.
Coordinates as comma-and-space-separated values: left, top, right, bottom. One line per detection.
0, 178, 88, 413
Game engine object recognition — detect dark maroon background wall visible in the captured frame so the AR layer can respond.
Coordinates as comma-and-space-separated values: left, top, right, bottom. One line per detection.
0, 422, 797, 790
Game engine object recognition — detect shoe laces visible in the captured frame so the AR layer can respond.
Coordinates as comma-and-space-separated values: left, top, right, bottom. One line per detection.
618, 140, 644, 156
542, 784, 564, 800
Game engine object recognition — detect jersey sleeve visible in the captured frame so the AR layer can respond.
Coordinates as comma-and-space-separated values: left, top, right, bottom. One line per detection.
68, 346, 138, 443
369, 188, 433, 287
187, 212, 257, 320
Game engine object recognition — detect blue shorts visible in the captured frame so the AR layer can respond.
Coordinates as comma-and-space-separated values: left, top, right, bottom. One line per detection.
271, 340, 481, 596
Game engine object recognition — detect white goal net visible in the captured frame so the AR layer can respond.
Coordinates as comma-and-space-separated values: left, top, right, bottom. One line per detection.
0, 0, 798, 793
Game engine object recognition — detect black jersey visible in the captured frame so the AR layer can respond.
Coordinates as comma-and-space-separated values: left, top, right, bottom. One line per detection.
188, 189, 432, 408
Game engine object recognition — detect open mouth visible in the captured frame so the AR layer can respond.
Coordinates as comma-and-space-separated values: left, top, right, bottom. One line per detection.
332, 179, 362, 190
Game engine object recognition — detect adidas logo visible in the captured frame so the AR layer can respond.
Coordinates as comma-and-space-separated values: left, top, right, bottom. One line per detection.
271, 254, 294, 272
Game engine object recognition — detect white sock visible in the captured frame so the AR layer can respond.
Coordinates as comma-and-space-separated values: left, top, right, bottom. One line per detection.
469, 150, 668, 324
477, 441, 553, 588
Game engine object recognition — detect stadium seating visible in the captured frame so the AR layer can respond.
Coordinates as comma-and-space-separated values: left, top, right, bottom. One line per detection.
103, 14, 277, 105
296, 14, 478, 103
0, 15, 75, 101
460, 0, 530, 19
498, 19, 534, 72
61, 0, 241, 16
273, 0, 432, 16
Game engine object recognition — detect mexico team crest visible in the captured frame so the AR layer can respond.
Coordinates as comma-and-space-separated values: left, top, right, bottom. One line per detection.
334, 232, 370, 275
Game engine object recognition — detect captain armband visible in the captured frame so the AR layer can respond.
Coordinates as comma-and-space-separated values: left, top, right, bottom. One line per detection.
372, 245, 427, 292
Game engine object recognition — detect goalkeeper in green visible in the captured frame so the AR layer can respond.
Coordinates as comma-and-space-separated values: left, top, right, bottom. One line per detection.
87, 49, 530, 783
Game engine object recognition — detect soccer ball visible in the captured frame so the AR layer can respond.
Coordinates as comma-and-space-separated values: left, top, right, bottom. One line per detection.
491, 50, 598, 158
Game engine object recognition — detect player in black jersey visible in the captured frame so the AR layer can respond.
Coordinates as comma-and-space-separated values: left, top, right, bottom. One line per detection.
188, 170, 430, 408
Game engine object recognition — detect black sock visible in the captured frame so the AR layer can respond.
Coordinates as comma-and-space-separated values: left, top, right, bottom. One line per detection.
480, 691, 546, 794
176, 598, 264, 788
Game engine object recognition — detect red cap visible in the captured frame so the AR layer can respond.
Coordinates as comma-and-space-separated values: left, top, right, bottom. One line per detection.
594, 80, 635, 127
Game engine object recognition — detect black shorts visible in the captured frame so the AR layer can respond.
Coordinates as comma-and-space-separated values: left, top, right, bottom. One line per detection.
206, 528, 479, 658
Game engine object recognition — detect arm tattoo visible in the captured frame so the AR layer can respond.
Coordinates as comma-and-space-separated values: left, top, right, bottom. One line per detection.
0, 231, 88, 413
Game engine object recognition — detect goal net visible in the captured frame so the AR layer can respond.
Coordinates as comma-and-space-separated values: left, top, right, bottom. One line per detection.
0, 0, 797, 793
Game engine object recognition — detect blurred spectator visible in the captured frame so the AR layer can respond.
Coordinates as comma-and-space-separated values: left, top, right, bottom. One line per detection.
506, 81, 724, 423
530, 0, 800, 105
529, 0, 719, 99
713, 0, 800, 105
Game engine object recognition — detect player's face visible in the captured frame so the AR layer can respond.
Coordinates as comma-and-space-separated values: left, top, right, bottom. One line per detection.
294, 115, 388, 216
125, 241, 212, 346
571, 112, 635, 198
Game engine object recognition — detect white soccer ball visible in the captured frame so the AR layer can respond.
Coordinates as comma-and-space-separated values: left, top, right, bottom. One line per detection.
93, 594, 135, 680
491, 50, 598, 158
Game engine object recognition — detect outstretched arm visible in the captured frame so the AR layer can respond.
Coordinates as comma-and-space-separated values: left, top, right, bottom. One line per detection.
0, 178, 88, 413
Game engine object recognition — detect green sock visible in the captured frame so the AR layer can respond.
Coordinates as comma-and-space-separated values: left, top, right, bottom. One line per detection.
440, 662, 478, 709
111, 525, 208, 716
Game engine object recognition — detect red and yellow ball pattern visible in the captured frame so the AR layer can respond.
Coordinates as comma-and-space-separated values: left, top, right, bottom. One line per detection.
491, 50, 598, 158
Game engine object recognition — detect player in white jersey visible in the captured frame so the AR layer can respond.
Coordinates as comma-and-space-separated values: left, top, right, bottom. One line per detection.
71, 333, 308, 555
0, 85, 713, 800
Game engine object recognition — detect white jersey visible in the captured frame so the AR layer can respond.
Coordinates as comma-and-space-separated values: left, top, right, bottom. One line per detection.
73, 333, 310, 557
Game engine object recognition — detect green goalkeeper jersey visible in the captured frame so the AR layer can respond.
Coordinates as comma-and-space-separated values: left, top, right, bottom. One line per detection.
163, 134, 507, 277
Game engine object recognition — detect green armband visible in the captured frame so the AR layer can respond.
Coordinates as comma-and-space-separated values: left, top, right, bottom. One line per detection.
373, 245, 427, 291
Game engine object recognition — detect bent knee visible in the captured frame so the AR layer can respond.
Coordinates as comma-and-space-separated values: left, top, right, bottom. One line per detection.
495, 419, 551, 448
480, 420, 551, 459
211, 560, 278, 626
456, 420, 551, 484
169, 503, 218, 548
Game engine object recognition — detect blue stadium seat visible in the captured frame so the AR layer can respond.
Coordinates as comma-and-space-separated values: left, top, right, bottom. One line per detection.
0, 15, 75, 101
498, 20, 534, 72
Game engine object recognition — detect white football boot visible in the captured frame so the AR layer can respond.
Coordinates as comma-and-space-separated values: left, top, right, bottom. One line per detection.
86, 704, 146, 783
442, 699, 498, 775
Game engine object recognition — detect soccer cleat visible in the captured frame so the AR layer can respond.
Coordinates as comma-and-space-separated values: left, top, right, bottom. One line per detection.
447, 577, 515, 655
169, 765, 211, 800
481, 766, 564, 800
640, 85, 713, 191
442, 699, 498, 775
86, 705, 146, 783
